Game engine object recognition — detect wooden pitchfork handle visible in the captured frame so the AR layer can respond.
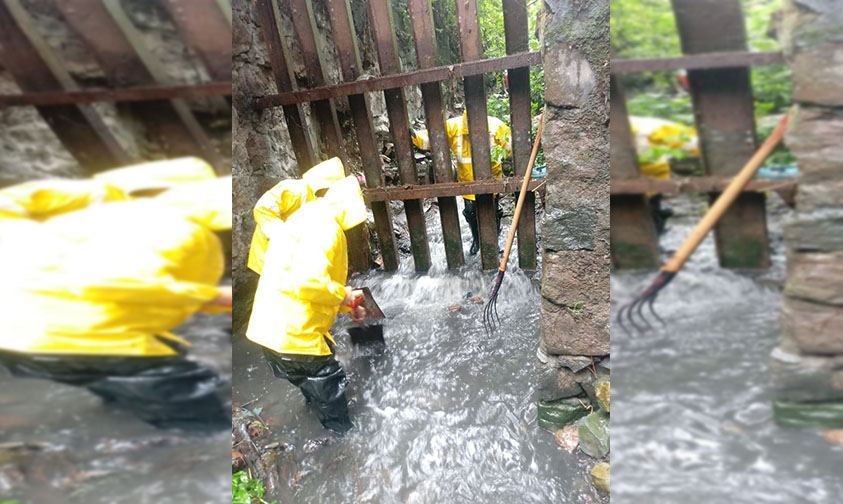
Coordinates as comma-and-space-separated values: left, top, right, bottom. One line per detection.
662, 112, 790, 273
498, 108, 545, 273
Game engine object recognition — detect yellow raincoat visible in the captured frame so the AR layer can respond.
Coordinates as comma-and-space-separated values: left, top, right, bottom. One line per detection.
93, 157, 216, 196
411, 111, 512, 200
629, 116, 699, 180
0, 178, 127, 221
154, 175, 233, 231
246, 175, 367, 357
0, 199, 226, 358
247, 157, 346, 275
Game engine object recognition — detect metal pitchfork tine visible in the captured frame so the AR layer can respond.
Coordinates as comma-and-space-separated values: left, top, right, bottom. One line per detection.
616, 271, 675, 334
483, 108, 545, 336
616, 113, 790, 335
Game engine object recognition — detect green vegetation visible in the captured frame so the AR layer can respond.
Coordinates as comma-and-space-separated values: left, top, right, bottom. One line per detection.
612, 0, 793, 165
233, 471, 276, 504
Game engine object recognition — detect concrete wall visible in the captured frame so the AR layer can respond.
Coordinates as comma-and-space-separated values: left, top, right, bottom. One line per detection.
537, 0, 610, 406
772, 0, 843, 428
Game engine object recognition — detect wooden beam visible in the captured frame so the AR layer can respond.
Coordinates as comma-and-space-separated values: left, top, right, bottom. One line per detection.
327, 0, 399, 272
160, 0, 232, 82
610, 176, 797, 195
254, 52, 542, 108
55, 0, 224, 170
0, 0, 131, 173
611, 50, 785, 74
368, 0, 432, 272
455, 0, 498, 271
503, 0, 537, 271
673, 0, 771, 269
255, 0, 316, 172
407, 0, 464, 270
0, 82, 232, 107
363, 178, 545, 202
609, 75, 660, 270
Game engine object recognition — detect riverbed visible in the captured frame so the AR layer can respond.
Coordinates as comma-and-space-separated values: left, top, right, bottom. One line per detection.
232, 199, 607, 503
0, 312, 232, 504
611, 195, 843, 503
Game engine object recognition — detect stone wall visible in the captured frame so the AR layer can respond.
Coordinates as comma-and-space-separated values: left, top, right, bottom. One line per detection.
772, 0, 843, 429
537, 0, 610, 405
536, 0, 610, 493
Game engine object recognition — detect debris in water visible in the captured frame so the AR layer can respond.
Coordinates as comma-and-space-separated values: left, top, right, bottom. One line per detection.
448, 305, 462, 313
472, 296, 484, 305
823, 430, 843, 446
555, 425, 580, 452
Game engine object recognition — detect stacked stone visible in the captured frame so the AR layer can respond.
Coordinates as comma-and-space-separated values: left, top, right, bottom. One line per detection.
772, 0, 843, 429
537, 0, 610, 497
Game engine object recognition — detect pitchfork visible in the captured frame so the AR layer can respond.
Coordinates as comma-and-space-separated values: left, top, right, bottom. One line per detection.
617, 112, 790, 333
483, 108, 545, 335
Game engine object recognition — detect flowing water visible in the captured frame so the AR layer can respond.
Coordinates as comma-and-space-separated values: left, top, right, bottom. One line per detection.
0, 312, 232, 504
233, 199, 606, 503
611, 195, 843, 503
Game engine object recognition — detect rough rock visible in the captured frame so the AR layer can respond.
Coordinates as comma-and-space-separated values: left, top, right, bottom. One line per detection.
541, 205, 598, 251
781, 297, 843, 355
785, 251, 843, 305
823, 429, 843, 446
578, 410, 610, 458
537, 398, 591, 432
770, 341, 843, 402
541, 298, 610, 356
595, 378, 610, 413
554, 425, 580, 452
783, 209, 843, 253
590, 462, 610, 496
773, 399, 843, 429
541, 251, 610, 309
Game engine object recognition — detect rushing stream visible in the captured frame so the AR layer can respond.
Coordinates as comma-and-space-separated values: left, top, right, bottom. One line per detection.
611, 195, 843, 503
233, 199, 606, 503
0, 311, 232, 504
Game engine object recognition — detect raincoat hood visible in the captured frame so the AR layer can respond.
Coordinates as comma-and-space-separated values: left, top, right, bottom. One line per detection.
302, 157, 346, 193
322, 175, 367, 231
0, 178, 127, 220
93, 157, 216, 195
246, 179, 314, 275
154, 176, 232, 230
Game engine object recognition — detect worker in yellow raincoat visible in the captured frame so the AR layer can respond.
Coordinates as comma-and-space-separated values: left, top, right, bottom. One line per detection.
246, 174, 367, 434
410, 110, 512, 255
630, 116, 700, 233
247, 157, 345, 275
0, 170, 232, 427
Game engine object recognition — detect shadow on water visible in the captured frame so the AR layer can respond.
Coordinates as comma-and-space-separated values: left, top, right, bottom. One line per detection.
611, 195, 843, 504
233, 199, 606, 503
0, 312, 232, 504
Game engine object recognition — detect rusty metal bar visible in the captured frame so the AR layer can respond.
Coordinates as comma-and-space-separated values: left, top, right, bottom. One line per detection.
327, 0, 399, 272
367, 0, 431, 272
160, 0, 232, 81
455, 0, 498, 271
0, 82, 233, 107
502, 0, 537, 271
55, 0, 224, 170
611, 176, 797, 195
611, 50, 785, 74
284, 0, 368, 272
407, 0, 464, 270
254, 52, 542, 108
255, 0, 316, 172
0, 0, 132, 173
609, 75, 660, 270
672, 0, 770, 269
364, 178, 544, 202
